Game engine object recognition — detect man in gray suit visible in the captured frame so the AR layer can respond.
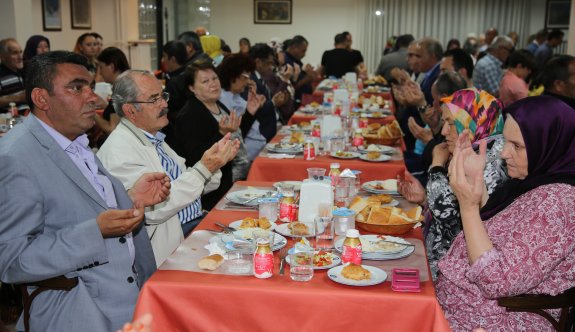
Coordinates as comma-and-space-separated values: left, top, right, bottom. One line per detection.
0, 51, 170, 331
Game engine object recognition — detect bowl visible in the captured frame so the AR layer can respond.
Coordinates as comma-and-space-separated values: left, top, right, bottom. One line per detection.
355, 219, 418, 235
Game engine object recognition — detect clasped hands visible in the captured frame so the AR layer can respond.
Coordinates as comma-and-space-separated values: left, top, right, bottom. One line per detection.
218, 110, 242, 135
448, 130, 487, 209
201, 132, 240, 173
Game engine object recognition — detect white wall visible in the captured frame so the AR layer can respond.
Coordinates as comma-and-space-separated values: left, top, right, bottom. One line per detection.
211, 0, 361, 66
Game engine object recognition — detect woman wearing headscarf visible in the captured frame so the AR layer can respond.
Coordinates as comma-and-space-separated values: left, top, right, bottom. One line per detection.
437, 95, 575, 331
200, 35, 224, 67
399, 88, 507, 280
23, 35, 50, 64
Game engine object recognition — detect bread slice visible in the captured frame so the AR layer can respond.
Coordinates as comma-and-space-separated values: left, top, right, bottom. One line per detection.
366, 206, 393, 225
349, 197, 368, 214
341, 264, 371, 280
198, 254, 224, 271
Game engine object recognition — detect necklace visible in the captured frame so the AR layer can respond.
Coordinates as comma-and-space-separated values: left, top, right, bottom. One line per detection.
208, 104, 221, 115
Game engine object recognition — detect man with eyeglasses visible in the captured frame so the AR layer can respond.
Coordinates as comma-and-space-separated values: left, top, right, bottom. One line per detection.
472, 35, 514, 97
98, 70, 239, 266
0, 51, 171, 331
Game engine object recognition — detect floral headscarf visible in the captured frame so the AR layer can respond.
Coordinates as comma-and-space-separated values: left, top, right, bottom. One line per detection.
440, 88, 504, 143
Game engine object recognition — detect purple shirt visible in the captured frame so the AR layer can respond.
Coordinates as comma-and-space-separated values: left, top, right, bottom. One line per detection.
35, 114, 135, 262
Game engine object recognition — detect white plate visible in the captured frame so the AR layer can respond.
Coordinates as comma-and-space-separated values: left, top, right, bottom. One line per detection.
286, 251, 342, 270
362, 180, 399, 195
275, 222, 315, 238
330, 151, 359, 159
209, 231, 287, 253
228, 219, 277, 231
359, 235, 410, 254
328, 265, 387, 286
359, 154, 392, 162
266, 143, 304, 154
273, 181, 303, 191
358, 144, 396, 155
225, 189, 270, 206
334, 236, 414, 260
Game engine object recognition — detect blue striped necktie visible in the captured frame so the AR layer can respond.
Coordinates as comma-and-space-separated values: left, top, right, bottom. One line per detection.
145, 132, 202, 223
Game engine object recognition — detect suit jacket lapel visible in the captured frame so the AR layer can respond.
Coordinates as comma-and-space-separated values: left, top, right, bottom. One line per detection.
24, 116, 109, 210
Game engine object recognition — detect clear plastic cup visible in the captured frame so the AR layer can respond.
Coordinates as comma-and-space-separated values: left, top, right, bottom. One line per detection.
258, 197, 279, 222
289, 249, 314, 281
226, 251, 253, 275
307, 167, 327, 179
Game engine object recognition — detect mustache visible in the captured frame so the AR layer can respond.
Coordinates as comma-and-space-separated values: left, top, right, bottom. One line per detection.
158, 108, 169, 118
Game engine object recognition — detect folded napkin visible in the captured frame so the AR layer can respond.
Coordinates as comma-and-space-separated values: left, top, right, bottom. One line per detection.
204, 242, 229, 259
267, 153, 296, 159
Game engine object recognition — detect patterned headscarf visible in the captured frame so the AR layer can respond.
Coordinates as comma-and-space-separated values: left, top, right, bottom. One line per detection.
440, 88, 504, 144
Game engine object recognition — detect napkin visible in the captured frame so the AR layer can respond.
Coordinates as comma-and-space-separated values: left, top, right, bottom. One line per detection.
204, 242, 229, 259
267, 153, 296, 159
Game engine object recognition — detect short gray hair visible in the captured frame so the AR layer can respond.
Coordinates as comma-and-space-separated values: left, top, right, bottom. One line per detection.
0, 38, 17, 56
112, 70, 153, 117
489, 35, 514, 50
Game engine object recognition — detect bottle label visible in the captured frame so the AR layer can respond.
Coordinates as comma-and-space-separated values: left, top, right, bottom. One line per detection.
279, 203, 296, 222
342, 244, 362, 265
311, 128, 321, 137
352, 136, 364, 147
359, 118, 369, 128
303, 145, 315, 160
253, 252, 274, 278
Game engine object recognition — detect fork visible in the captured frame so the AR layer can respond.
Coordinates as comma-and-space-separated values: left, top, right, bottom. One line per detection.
215, 222, 236, 233
278, 247, 289, 276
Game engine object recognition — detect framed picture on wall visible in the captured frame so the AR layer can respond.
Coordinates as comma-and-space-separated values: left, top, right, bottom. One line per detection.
70, 0, 92, 29
254, 0, 292, 24
42, 0, 62, 31
546, 0, 571, 29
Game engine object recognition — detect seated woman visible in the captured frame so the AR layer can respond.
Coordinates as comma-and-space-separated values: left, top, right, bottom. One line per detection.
23, 35, 50, 65
173, 60, 241, 210
437, 95, 575, 331
73, 33, 98, 75
217, 53, 263, 181
399, 88, 507, 280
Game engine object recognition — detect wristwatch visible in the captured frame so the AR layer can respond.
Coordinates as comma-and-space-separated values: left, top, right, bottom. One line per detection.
417, 105, 428, 113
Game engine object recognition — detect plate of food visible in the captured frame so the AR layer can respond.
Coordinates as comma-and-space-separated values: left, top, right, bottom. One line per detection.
362, 180, 398, 195
209, 230, 287, 253
266, 142, 303, 154
328, 264, 387, 286
334, 236, 414, 260
229, 217, 276, 231
330, 151, 359, 159
358, 144, 396, 155
225, 188, 270, 206
359, 151, 392, 162
275, 222, 315, 238
286, 250, 341, 270
273, 181, 303, 191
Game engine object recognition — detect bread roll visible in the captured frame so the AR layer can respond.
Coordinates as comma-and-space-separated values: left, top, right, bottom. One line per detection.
240, 217, 257, 229
367, 194, 393, 204
198, 254, 224, 271
257, 217, 272, 230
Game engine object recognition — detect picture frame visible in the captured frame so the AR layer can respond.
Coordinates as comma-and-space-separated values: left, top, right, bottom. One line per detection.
42, 0, 62, 31
254, 0, 292, 24
70, 0, 92, 29
546, 0, 571, 29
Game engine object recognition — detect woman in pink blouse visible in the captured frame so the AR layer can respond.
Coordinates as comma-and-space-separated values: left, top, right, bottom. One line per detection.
436, 95, 575, 331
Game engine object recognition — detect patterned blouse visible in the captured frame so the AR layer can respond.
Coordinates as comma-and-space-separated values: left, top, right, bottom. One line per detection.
425, 136, 507, 280
435, 183, 575, 331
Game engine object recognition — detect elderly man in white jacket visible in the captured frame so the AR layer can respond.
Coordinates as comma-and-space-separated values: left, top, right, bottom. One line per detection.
98, 70, 239, 266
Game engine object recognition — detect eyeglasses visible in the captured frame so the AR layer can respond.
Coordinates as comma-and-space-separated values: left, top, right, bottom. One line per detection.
126, 92, 169, 105
501, 46, 514, 53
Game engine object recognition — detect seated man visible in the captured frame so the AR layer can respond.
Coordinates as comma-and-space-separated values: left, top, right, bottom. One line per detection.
0, 38, 28, 112
98, 70, 239, 265
0, 51, 170, 331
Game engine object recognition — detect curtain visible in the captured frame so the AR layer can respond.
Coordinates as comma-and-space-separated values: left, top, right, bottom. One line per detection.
357, 0, 531, 73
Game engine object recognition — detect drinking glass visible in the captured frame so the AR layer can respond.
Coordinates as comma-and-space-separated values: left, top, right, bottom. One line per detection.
258, 197, 279, 222
314, 216, 334, 249
334, 182, 349, 208
289, 249, 314, 281
226, 251, 252, 275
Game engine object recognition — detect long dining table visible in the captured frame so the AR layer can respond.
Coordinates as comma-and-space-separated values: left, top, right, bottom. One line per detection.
246, 130, 406, 183
133, 181, 451, 332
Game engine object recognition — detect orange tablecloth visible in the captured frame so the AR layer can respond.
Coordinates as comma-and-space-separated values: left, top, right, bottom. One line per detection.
246, 133, 406, 182
133, 181, 451, 332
